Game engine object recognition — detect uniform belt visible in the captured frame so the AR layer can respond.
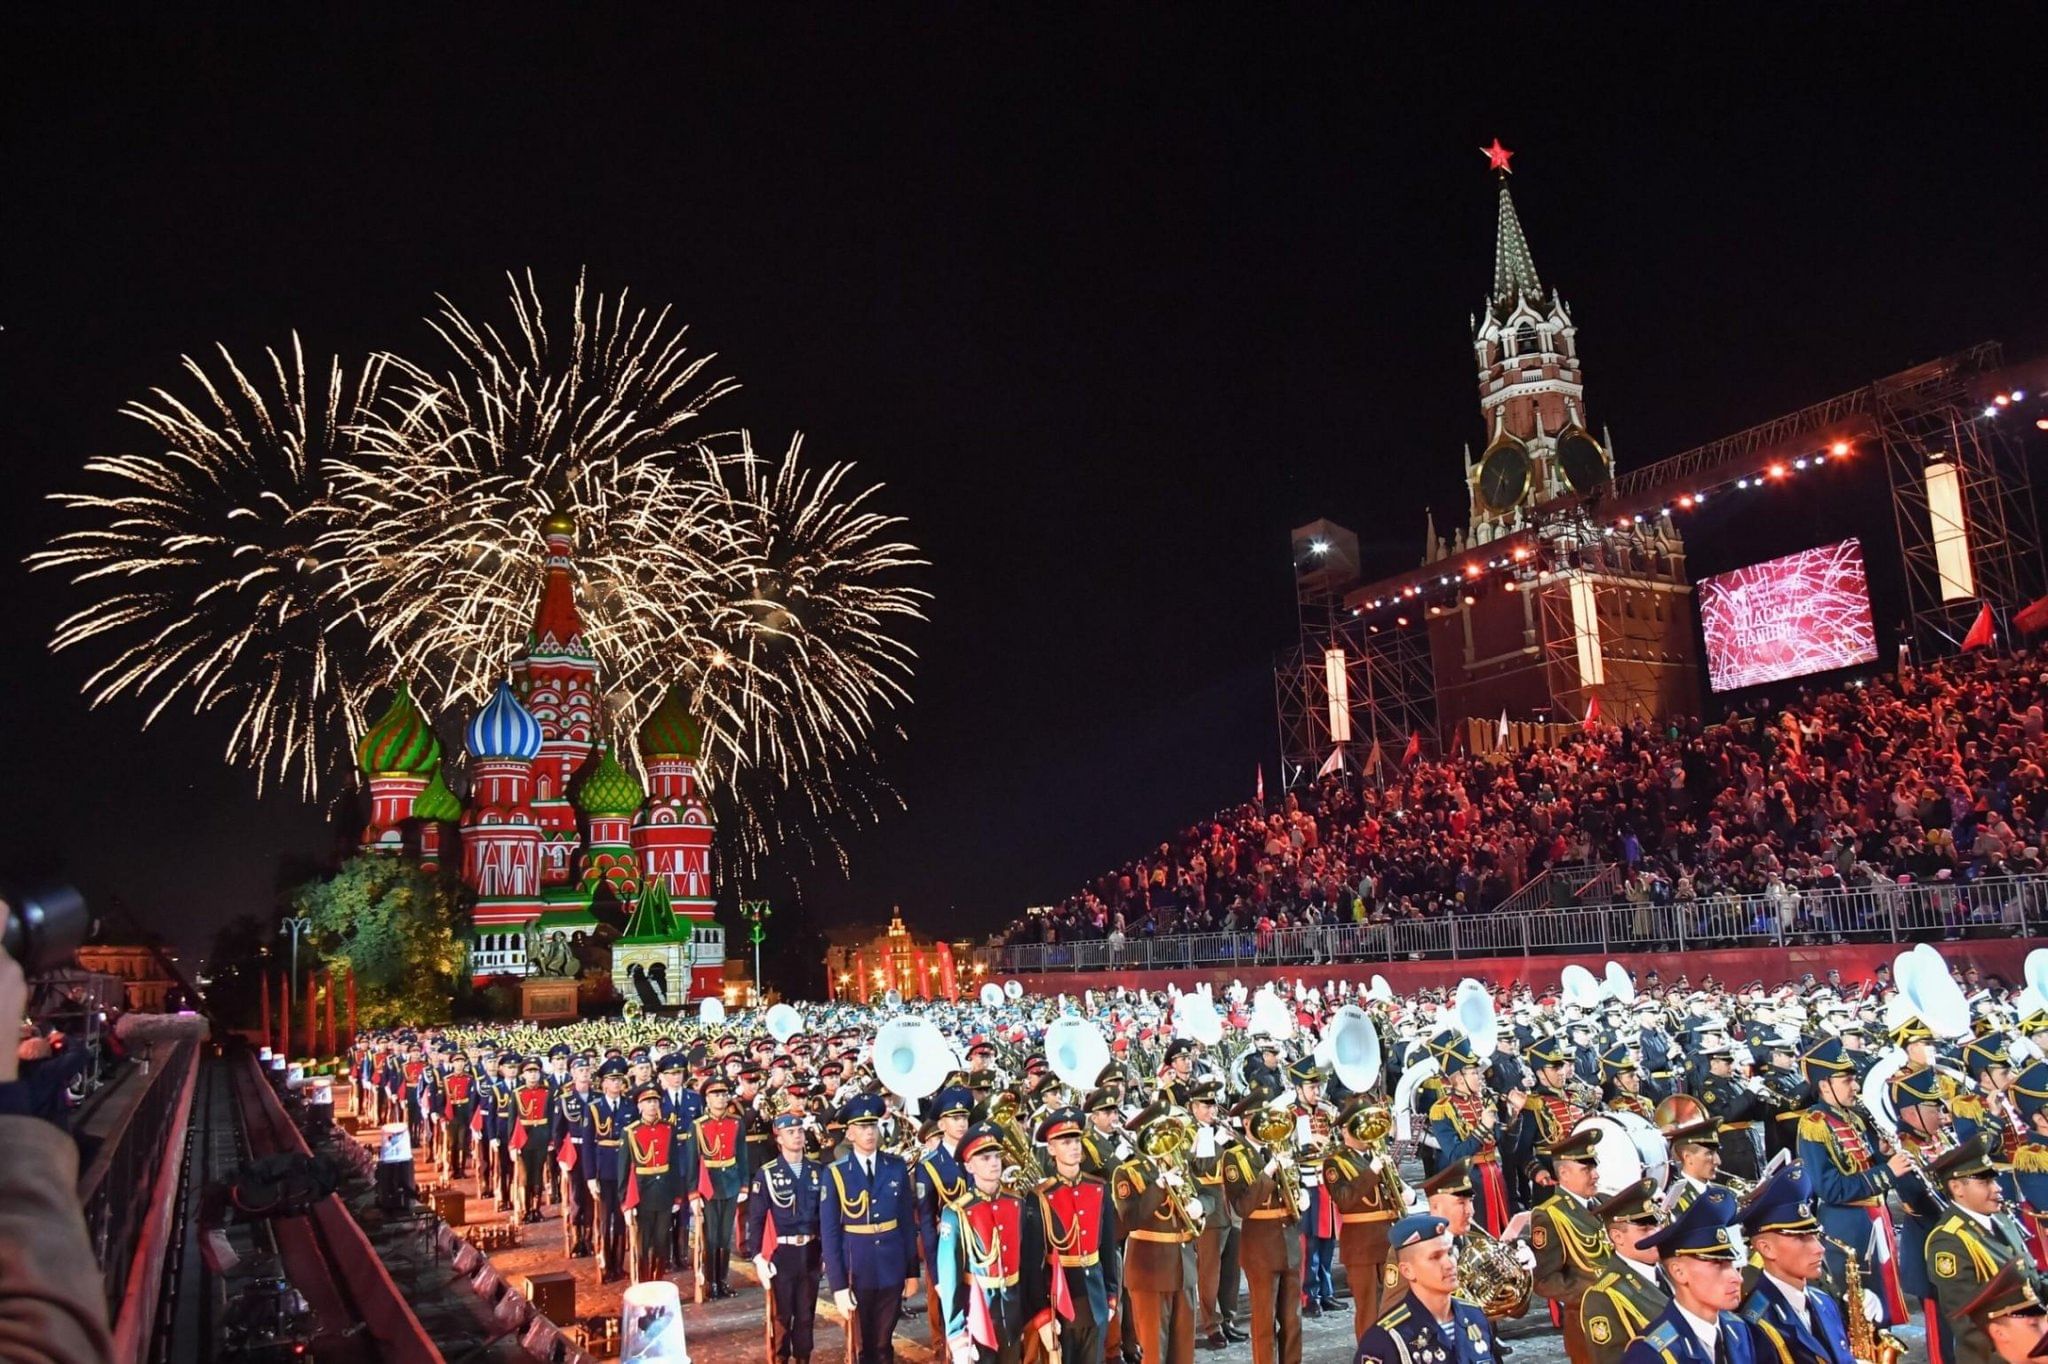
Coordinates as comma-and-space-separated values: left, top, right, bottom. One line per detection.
1196, 1175, 1222, 1185
1129, 1229, 1193, 1244
1248, 1208, 1296, 1220
704, 1157, 737, 1168
1721, 1122, 1758, 1132
777, 1234, 816, 1246
846, 1220, 898, 1234
972, 1272, 1020, 1289
639, 1164, 671, 1175
599, 1139, 623, 1148
1341, 1211, 1396, 1224
1056, 1252, 1100, 1268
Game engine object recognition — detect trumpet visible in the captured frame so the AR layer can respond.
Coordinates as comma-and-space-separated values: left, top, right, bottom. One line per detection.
1248, 1105, 1307, 1214
1137, 1109, 1207, 1233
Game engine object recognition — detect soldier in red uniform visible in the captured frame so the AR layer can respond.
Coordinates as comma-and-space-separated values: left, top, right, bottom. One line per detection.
936, 1124, 1056, 1364
1428, 1031, 1514, 1234
691, 1074, 750, 1298
624, 1083, 683, 1283
511, 1057, 554, 1222
1037, 1106, 1122, 1364
441, 1050, 476, 1180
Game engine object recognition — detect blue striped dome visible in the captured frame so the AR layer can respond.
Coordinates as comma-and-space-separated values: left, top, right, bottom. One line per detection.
466, 681, 544, 761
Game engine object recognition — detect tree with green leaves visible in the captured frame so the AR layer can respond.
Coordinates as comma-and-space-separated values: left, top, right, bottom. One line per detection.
288, 854, 467, 1026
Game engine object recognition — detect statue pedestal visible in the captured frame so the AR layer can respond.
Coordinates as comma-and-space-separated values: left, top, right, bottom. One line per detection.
519, 977, 579, 1022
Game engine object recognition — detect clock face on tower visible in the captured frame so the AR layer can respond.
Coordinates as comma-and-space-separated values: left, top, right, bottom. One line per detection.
1557, 429, 1609, 497
1477, 439, 1531, 513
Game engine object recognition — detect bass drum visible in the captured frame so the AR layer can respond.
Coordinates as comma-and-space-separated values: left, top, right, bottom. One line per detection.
1572, 1112, 1670, 1196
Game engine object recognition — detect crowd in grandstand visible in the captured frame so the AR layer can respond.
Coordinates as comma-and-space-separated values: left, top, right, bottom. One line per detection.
997, 644, 2048, 950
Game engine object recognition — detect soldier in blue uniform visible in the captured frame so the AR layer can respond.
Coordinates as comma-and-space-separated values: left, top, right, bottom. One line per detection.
656, 1053, 701, 1269
2009, 1062, 2048, 1269
822, 1093, 920, 1364
1619, 1185, 1754, 1364
1795, 1037, 1912, 1318
586, 1059, 633, 1282
1887, 1063, 1956, 1362
915, 1085, 975, 1328
746, 1105, 827, 1364
1354, 1214, 1500, 1364
482, 1051, 521, 1212
1736, 1161, 1855, 1364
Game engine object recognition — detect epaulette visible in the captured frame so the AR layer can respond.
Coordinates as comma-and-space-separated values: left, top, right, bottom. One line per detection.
1378, 1303, 1412, 1329
1953, 1094, 1987, 1120
1427, 1097, 1456, 1122
1328, 1151, 1360, 1180
1646, 1321, 1683, 1349
1590, 1270, 1619, 1292
1797, 1111, 1834, 1143
2015, 1144, 2048, 1175
1936, 1212, 1968, 1234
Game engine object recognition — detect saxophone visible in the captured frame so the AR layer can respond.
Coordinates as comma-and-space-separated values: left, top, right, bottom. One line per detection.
1831, 1236, 1905, 1364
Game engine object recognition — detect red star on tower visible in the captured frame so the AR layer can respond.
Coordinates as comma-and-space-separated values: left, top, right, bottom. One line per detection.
1480, 138, 1514, 174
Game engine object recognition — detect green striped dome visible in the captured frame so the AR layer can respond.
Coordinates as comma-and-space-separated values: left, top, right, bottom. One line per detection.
637, 685, 704, 760
575, 743, 645, 817
413, 765, 462, 822
355, 683, 441, 777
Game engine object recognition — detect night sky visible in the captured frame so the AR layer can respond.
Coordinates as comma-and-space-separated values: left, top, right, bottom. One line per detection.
4, 13, 2044, 991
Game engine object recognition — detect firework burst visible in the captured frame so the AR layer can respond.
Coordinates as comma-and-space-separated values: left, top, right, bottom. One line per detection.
31, 337, 385, 798
37, 273, 926, 871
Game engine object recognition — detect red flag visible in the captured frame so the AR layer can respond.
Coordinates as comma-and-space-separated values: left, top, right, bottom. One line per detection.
1049, 1236, 1074, 1321
760, 1205, 778, 1261
557, 1138, 578, 1172
1582, 693, 1601, 732
511, 1120, 528, 1151
1401, 733, 1421, 766
623, 1170, 640, 1211
2017, 593, 2048, 636
1962, 603, 1996, 652
1255, 765, 1265, 805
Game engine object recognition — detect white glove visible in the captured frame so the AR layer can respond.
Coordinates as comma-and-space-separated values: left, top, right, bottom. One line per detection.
1294, 1189, 1312, 1213
1159, 1168, 1185, 1189
754, 1254, 776, 1283
1514, 1243, 1536, 1269
950, 1337, 978, 1364
835, 1288, 857, 1315
1263, 1156, 1282, 1179
1861, 1289, 1881, 1324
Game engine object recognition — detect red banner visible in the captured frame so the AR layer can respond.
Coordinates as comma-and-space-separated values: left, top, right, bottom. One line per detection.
938, 942, 958, 1002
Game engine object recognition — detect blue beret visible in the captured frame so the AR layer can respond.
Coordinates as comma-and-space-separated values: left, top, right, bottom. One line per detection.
1390, 1214, 1451, 1252
772, 1112, 806, 1131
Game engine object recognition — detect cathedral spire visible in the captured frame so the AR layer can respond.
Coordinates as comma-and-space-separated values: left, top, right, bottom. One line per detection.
1491, 178, 1544, 319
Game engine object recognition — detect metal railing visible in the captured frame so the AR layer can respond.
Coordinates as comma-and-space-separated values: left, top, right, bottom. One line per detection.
979, 874, 2048, 974
75, 1038, 201, 1329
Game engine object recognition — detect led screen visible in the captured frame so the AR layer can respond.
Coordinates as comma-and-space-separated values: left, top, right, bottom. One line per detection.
1698, 539, 1879, 691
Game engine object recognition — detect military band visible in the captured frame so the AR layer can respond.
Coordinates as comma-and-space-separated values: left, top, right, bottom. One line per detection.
341, 952, 2048, 1364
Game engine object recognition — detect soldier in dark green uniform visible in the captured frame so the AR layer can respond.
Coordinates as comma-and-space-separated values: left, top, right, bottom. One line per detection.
1532, 1126, 1614, 1364
1927, 1136, 2039, 1364
1581, 1179, 1670, 1364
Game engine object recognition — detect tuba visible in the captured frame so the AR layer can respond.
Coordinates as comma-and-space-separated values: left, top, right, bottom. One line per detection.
1456, 1223, 1534, 1319
984, 1088, 1049, 1194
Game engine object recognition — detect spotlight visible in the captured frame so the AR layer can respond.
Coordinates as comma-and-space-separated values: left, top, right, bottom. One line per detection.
1462, 594, 1476, 606
1737, 478, 1750, 489
1985, 405, 2001, 418
1795, 458, 1808, 470
1768, 463, 1787, 479
1310, 538, 1331, 554
1396, 615, 1410, 627
1995, 394, 2011, 407
2037, 418, 2048, 431
1694, 492, 1706, 504
1677, 494, 1694, 509
1830, 440, 1851, 457
2013, 390, 2026, 401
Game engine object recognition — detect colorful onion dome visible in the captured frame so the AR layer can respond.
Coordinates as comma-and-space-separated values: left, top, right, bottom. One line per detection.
575, 743, 645, 818
638, 685, 704, 760
413, 765, 463, 822
466, 680, 544, 761
355, 682, 441, 777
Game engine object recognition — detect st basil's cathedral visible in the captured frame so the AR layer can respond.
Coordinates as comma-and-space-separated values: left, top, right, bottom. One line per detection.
349, 511, 724, 1003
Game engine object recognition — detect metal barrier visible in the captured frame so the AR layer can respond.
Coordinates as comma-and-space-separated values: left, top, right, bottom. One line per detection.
981, 874, 2048, 973
75, 1038, 201, 1344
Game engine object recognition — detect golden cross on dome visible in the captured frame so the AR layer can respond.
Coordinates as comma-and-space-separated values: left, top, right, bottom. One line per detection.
1480, 138, 1514, 174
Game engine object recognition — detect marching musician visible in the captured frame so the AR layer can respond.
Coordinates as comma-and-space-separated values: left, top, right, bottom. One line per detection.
1291, 1059, 1343, 1317
1429, 1031, 1513, 1236
624, 1082, 684, 1282
1187, 1079, 1245, 1349
1113, 1099, 1201, 1364
552, 1053, 599, 1257
588, 1059, 633, 1282
441, 1049, 476, 1181
2010, 1062, 2048, 1268
1245, 1038, 1285, 1098
917, 1085, 977, 1332
1580, 1179, 1669, 1364
1161, 1040, 1198, 1108
1224, 1092, 1304, 1364
744, 1103, 826, 1364
1927, 1135, 2040, 1364
691, 1074, 751, 1299
1795, 1037, 1912, 1319
822, 1093, 920, 1364
1957, 1035, 2025, 1206
1761, 1036, 1808, 1166
1353, 1214, 1501, 1364
1325, 1098, 1403, 1330
1618, 1185, 1752, 1364
1890, 1064, 1957, 1356
1037, 1106, 1122, 1364
1693, 1041, 1766, 1185
1531, 1126, 1614, 1364
511, 1056, 553, 1223
1521, 1039, 1588, 1198
1661, 1116, 1725, 1219
935, 1123, 1056, 1364
1959, 1262, 2048, 1364
1735, 1162, 1854, 1364
1601, 1046, 1655, 1122
1080, 1087, 1129, 1181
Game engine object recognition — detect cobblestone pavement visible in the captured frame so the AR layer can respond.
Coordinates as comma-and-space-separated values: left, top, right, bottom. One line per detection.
349, 1112, 1932, 1364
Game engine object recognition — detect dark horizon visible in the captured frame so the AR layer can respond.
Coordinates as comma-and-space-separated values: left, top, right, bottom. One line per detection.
4, 12, 2046, 994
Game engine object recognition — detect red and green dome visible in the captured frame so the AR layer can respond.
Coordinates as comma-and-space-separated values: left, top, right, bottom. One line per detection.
575, 743, 645, 817
413, 765, 463, 822
638, 685, 703, 760
355, 683, 441, 777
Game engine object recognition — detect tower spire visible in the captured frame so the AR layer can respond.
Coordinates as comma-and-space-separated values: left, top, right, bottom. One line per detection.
1491, 178, 1544, 318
